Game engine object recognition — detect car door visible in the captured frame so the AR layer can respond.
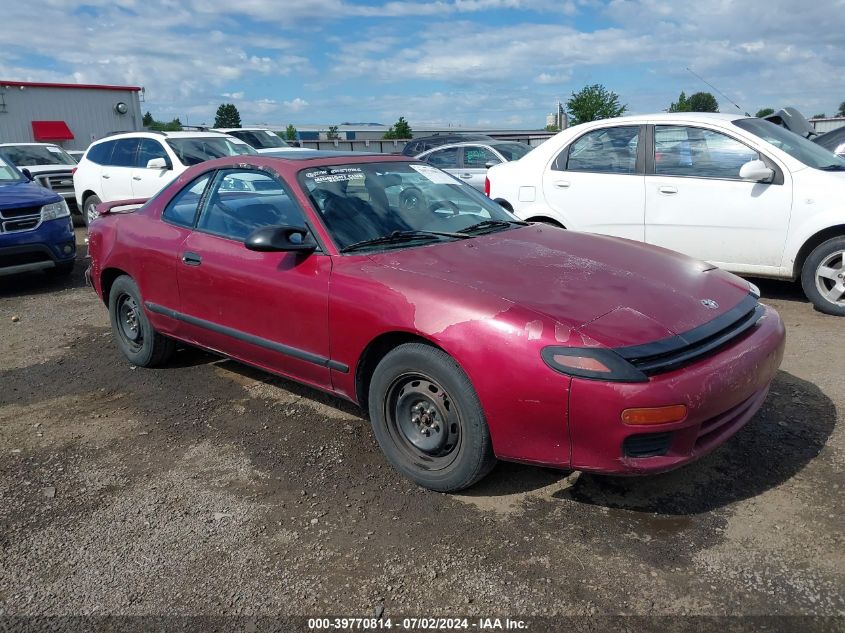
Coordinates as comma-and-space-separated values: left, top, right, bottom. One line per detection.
175, 168, 333, 389
460, 145, 501, 191
423, 146, 461, 180
644, 124, 792, 272
100, 138, 140, 201
540, 125, 645, 240
131, 138, 177, 199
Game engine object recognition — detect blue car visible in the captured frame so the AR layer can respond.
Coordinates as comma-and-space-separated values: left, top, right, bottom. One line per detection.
0, 155, 76, 278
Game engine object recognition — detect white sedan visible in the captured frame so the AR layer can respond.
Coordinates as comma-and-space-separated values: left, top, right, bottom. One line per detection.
486, 112, 845, 316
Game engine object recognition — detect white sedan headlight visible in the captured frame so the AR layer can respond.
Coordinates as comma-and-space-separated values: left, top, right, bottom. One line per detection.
41, 200, 70, 221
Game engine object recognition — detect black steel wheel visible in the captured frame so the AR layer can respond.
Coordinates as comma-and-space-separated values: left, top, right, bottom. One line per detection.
368, 343, 496, 492
108, 275, 175, 367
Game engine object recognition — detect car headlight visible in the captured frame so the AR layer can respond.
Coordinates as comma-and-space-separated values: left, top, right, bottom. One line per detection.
748, 282, 761, 298
541, 346, 648, 382
41, 200, 70, 221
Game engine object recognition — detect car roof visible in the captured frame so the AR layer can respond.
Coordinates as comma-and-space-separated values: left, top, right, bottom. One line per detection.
179, 153, 413, 181
579, 112, 743, 125
95, 130, 233, 143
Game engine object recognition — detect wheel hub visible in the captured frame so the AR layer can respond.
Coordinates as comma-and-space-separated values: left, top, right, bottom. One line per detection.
119, 297, 142, 342
388, 376, 461, 462
815, 249, 845, 306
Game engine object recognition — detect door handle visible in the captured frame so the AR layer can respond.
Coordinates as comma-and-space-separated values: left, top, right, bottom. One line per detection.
132, 176, 142, 181
181, 252, 202, 266
102, 174, 111, 179
553, 180, 570, 188
658, 185, 678, 194
459, 173, 472, 179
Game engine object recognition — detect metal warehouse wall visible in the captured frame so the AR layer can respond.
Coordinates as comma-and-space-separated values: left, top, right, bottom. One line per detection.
0, 85, 143, 151
811, 118, 845, 134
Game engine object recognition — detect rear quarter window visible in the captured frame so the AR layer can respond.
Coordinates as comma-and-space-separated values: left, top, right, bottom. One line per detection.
86, 141, 116, 165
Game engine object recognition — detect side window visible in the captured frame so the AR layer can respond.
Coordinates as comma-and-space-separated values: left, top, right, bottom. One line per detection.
110, 138, 140, 167
162, 174, 212, 228
136, 139, 169, 168
464, 146, 499, 168
426, 147, 460, 168
196, 170, 306, 242
654, 126, 759, 179
559, 126, 640, 174
86, 140, 115, 165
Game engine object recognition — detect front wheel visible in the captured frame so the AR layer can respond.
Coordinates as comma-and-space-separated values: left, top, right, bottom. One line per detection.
108, 276, 175, 366
801, 237, 845, 316
368, 343, 496, 492
82, 194, 101, 227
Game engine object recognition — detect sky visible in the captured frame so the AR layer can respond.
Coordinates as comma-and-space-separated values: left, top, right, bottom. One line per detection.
2, 0, 844, 129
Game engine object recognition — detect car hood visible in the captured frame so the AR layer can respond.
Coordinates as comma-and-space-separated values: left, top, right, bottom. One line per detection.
367, 226, 753, 348
0, 180, 61, 209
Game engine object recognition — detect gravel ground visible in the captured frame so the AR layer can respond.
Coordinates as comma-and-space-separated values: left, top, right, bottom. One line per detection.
0, 229, 843, 630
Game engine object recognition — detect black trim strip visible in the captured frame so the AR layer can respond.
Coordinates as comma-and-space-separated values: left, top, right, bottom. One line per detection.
615, 293, 759, 361
145, 302, 349, 373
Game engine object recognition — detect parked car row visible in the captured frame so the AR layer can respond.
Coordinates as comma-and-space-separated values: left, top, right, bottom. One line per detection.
486, 113, 845, 316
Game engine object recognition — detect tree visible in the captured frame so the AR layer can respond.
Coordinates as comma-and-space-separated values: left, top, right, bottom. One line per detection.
144, 113, 182, 131
383, 116, 413, 139
811, 113, 827, 119
566, 84, 627, 125
143, 111, 154, 127
214, 103, 241, 128
755, 108, 775, 118
326, 125, 340, 140
544, 124, 560, 133
285, 124, 298, 142
838, 102, 845, 117
668, 91, 692, 112
687, 92, 719, 112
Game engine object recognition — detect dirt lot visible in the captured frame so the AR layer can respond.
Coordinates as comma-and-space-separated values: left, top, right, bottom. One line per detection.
1, 229, 843, 628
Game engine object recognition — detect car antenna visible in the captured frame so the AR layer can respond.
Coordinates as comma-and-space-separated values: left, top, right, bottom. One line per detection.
685, 68, 751, 117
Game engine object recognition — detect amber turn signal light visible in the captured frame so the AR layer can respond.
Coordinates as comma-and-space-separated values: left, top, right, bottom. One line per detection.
621, 404, 687, 425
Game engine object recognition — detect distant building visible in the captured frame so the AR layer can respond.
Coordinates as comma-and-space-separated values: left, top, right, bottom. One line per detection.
809, 116, 845, 134
545, 101, 567, 130
0, 80, 144, 151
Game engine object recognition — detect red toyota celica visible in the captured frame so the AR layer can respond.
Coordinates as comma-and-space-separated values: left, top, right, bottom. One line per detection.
86, 152, 785, 492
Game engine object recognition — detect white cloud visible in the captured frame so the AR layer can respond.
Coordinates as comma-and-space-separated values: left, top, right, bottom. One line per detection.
283, 98, 310, 112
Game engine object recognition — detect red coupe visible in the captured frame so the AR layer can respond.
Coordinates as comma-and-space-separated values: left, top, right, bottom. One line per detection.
86, 152, 786, 492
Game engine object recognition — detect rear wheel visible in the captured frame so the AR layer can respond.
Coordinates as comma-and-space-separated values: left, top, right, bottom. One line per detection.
82, 194, 101, 227
108, 275, 175, 366
368, 343, 496, 492
801, 237, 845, 316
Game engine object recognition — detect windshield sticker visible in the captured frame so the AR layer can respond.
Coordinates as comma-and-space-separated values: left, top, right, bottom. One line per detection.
229, 138, 248, 145
409, 164, 455, 184
311, 172, 364, 184
305, 167, 364, 184
46, 146, 64, 154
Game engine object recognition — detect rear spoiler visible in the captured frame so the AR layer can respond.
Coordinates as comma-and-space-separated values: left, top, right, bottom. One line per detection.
95, 198, 150, 216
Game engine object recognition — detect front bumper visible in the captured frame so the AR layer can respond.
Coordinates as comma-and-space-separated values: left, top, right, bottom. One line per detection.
0, 217, 76, 276
567, 304, 786, 474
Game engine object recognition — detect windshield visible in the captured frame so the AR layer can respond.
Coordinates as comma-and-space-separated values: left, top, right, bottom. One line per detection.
166, 137, 257, 166
493, 142, 532, 161
0, 155, 24, 183
299, 161, 521, 251
734, 118, 845, 170
0, 144, 76, 166
228, 129, 289, 150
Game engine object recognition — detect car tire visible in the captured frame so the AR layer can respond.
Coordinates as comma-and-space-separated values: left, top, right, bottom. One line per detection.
82, 194, 101, 227
108, 275, 175, 367
368, 343, 496, 492
800, 236, 845, 316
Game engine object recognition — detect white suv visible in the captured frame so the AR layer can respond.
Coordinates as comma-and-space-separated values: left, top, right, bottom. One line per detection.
211, 127, 308, 153
73, 131, 256, 225
487, 113, 845, 315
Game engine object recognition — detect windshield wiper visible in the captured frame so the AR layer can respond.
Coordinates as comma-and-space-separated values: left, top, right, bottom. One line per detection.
340, 229, 468, 253
457, 219, 528, 235
818, 164, 845, 171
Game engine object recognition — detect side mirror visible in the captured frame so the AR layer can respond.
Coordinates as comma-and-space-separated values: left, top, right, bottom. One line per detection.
146, 157, 171, 170
21, 168, 33, 181
245, 225, 317, 253
739, 159, 774, 182
484, 160, 501, 169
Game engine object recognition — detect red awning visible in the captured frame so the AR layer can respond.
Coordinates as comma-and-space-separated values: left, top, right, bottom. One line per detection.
31, 120, 74, 141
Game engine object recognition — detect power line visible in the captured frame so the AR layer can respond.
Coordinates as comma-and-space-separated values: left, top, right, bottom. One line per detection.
685, 67, 748, 115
